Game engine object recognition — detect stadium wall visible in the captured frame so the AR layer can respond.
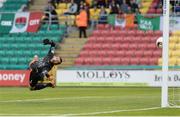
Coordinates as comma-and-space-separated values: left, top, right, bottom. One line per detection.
56, 70, 180, 87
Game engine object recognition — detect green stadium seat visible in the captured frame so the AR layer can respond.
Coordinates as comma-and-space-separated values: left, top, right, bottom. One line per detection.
16, 50, 24, 57
6, 50, 14, 56
11, 44, 18, 49
50, 24, 59, 30
19, 44, 28, 49
0, 37, 7, 43
24, 51, 32, 57
0, 57, 9, 64
0, 50, 5, 56
9, 57, 18, 64
18, 58, 27, 64
15, 37, 25, 43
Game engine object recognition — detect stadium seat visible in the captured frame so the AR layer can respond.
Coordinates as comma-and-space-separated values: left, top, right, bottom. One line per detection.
114, 37, 124, 43
92, 43, 102, 50
134, 50, 144, 57
105, 37, 114, 43
125, 50, 134, 57
152, 50, 162, 57
102, 58, 111, 65
129, 43, 138, 50
120, 43, 129, 50
130, 58, 139, 65
139, 58, 149, 65
169, 58, 177, 66
120, 58, 130, 65
93, 58, 102, 65
116, 51, 125, 57
84, 57, 93, 65
96, 37, 105, 43
143, 50, 153, 57
89, 51, 98, 57
102, 43, 111, 50
75, 58, 84, 65
83, 44, 93, 50
107, 50, 115, 57
176, 59, 180, 65
111, 58, 121, 65
18, 58, 27, 64
149, 58, 158, 65
98, 51, 106, 57
9, 57, 18, 64
79, 50, 89, 57
169, 43, 176, 50
138, 43, 147, 50
6, 50, 14, 56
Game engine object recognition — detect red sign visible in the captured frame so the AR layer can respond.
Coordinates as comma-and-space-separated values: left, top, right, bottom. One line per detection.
0, 70, 30, 87
27, 12, 43, 32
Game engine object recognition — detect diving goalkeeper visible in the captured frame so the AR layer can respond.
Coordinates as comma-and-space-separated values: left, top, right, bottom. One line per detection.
29, 39, 62, 91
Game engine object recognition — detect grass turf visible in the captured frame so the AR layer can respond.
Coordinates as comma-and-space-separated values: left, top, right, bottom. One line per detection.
0, 87, 179, 116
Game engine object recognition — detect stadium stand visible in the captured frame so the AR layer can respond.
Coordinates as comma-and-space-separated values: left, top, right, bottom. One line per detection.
0, 24, 66, 70
0, 0, 29, 12
75, 24, 162, 66
158, 31, 180, 66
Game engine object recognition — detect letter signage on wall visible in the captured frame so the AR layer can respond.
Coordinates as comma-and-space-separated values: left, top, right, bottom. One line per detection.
57, 70, 180, 87
0, 70, 30, 86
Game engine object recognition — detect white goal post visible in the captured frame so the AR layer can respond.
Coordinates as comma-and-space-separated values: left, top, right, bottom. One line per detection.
161, 0, 169, 108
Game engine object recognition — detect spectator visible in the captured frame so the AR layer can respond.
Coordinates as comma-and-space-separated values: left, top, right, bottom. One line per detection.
44, 2, 59, 24
74, 0, 85, 12
98, 6, 107, 24
90, 5, 99, 29
76, 7, 88, 38
96, 0, 106, 8
121, 0, 130, 13
116, 0, 123, 7
64, 0, 78, 15
109, 0, 120, 14
129, 0, 139, 13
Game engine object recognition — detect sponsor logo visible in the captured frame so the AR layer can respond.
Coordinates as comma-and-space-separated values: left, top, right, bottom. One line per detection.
0, 73, 25, 83
29, 19, 40, 26
1, 21, 12, 26
76, 71, 130, 79
15, 17, 27, 29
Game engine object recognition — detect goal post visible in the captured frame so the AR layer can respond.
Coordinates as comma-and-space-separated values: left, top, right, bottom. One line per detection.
161, 0, 170, 108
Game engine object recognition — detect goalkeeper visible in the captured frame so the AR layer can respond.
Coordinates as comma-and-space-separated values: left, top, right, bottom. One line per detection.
29, 39, 62, 91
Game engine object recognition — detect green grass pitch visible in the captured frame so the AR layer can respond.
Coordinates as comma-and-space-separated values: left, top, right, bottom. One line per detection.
0, 87, 180, 116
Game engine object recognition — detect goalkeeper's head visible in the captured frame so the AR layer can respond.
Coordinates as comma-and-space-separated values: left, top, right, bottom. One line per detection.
50, 55, 62, 65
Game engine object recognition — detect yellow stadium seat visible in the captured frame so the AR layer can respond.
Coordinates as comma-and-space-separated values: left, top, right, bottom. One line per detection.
177, 59, 180, 65
57, 3, 67, 9
169, 43, 176, 50
169, 36, 178, 43
172, 31, 180, 36
56, 9, 64, 15
169, 51, 173, 57
169, 58, 177, 66
171, 50, 180, 57
175, 43, 180, 50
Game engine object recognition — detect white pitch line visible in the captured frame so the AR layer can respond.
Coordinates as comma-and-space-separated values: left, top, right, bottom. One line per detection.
0, 96, 106, 103
0, 95, 159, 103
0, 107, 162, 116
64, 107, 162, 116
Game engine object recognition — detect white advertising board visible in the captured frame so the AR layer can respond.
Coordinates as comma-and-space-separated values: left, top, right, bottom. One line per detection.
57, 70, 180, 87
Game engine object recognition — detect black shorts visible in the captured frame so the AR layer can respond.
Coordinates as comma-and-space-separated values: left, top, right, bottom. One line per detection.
29, 71, 43, 87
